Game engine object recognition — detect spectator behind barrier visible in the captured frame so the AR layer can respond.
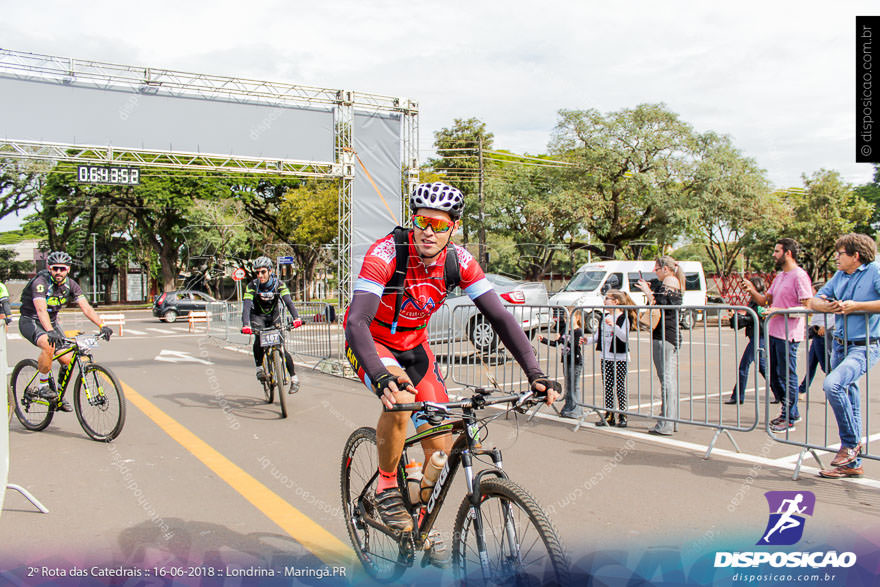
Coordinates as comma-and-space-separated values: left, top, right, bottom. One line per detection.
727, 275, 769, 405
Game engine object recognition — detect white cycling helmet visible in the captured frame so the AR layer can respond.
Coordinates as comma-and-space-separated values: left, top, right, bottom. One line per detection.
410, 182, 464, 220
254, 256, 273, 270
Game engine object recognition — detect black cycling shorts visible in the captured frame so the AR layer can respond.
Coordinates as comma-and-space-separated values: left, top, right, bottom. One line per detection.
18, 315, 64, 347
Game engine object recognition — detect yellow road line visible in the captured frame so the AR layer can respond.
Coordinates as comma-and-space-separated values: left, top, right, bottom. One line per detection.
121, 382, 356, 567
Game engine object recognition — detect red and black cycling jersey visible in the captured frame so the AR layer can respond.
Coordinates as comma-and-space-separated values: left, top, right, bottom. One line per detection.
344, 231, 491, 351
19, 270, 86, 321
344, 230, 544, 389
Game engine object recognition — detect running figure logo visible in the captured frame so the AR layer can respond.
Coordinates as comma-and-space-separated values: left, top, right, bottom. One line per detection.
758, 491, 815, 546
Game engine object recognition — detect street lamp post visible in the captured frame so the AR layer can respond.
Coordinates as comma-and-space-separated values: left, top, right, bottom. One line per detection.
91, 233, 97, 305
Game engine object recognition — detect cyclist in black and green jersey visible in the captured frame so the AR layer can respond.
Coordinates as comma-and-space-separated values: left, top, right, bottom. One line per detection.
18, 251, 112, 411
0, 279, 12, 325
240, 256, 303, 393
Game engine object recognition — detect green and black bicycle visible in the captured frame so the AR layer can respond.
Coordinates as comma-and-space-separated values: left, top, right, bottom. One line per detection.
341, 388, 571, 584
9, 331, 126, 441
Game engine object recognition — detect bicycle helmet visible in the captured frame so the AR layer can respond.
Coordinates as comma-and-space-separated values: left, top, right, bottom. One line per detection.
47, 251, 72, 266
410, 182, 464, 221
254, 256, 273, 270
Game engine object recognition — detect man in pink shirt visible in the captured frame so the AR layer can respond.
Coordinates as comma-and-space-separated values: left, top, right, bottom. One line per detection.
743, 238, 812, 433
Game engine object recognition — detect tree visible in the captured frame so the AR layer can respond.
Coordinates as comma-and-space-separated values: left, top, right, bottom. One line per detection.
429, 118, 494, 251
854, 163, 880, 233
682, 132, 774, 274
548, 104, 695, 259
278, 180, 339, 300
0, 248, 32, 280
0, 158, 46, 222
783, 170, 873, 280
483, 163, 583, 280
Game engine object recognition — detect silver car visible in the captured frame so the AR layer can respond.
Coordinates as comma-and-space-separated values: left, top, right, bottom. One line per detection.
427, 273, 553, 353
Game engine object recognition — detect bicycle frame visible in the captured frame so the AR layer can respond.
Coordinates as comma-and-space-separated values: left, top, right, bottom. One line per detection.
356, 404, 509, 553
20, 342, 90, 406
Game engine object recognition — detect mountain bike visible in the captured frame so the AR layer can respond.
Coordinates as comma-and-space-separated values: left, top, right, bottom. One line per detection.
254, 324, 291, 418
340, 388, 570, 584
9, 331, 125, 441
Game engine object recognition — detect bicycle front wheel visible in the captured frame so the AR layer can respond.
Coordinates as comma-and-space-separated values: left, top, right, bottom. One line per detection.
10, 359, 54, 431
261, 356, 274, 404
452, 477, 570, 586
273, 349, 288, 419
340, 426, 406, 582
73, 363, 126, 441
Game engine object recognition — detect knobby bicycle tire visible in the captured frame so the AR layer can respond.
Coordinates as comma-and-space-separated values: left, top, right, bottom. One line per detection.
261, 355, 274, 404
273, 349, 288, 418
10, 358, 54, 431
73, 363, 126, 441
340, 426, 406, 583
452, 477, 571, 586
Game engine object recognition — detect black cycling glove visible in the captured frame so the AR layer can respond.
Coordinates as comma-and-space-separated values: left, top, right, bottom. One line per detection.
47, 331, 65, 347
100, 325, 113, 340
372, 372, 399, 398
529, 376, 562, 395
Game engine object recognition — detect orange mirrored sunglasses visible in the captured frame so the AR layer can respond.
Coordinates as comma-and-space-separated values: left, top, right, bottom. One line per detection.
412, 214, 454, 233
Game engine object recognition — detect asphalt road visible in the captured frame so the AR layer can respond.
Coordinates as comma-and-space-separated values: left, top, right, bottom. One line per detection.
1, 310, 878, 584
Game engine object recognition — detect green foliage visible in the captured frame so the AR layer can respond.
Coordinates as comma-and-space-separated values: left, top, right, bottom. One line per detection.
0, 229, 41, 245
0, 248, 33, 280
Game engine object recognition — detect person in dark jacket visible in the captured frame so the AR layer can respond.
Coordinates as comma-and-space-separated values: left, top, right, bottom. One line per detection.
537, 308, 584, 418
727, 276, 769, 404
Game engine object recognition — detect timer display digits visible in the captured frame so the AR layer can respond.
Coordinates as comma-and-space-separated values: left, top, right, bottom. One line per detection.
76, 166, 140, 185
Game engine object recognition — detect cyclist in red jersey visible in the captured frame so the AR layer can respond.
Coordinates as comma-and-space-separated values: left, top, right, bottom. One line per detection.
344, 182, 561, 535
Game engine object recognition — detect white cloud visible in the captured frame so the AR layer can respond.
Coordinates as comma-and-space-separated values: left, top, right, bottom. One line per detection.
0, 0, 876, 199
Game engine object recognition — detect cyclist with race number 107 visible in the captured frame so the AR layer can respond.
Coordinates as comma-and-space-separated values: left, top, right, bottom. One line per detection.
241, 256, 303, 393
344, 181, 561, 536
17, 251, 113, 412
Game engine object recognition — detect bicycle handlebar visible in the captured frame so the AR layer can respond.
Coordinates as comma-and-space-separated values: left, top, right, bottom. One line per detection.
385, 389, 540, 414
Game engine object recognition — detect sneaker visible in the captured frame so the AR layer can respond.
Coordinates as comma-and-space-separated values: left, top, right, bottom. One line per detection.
604, 412, 616, 427
255, 367, 266, 382
374, 488, 413, 533
770, 413, 786, 426
422, 530, 451, 568
617, 416, 628, 428
56, 399, 73, 412
289, 374, 300, 394
770, 420, 795, 433
792, 415, 802, 424
37, 384, 56, 400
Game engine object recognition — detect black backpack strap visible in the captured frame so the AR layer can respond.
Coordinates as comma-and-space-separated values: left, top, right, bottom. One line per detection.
444, 242, 461, 293
382, 227, 411, 334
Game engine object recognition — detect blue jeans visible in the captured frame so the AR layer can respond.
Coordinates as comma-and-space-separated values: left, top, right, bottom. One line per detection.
768, 336, 800, 422
562, 360, 583, 416
799, 334, 830, 394
822, 340, 880, 468
733, 336, 767, 402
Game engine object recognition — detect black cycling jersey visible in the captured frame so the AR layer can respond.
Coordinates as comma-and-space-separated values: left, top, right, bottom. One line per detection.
241, 276, 299, 324
19, 270, 86, 321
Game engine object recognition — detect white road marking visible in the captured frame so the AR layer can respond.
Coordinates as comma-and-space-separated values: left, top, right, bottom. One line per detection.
6, 333, 22, 340
147, 327, 175, 334
154, 349, 214, 365
123, 328, 147, 335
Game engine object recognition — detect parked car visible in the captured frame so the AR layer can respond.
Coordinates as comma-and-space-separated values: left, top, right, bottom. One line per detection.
549, 260, 708, 332
427, 273, 553, 353
152, 290, 217, 323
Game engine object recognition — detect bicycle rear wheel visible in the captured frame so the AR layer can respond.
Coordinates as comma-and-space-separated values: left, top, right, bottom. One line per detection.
452, 477, 570, 586
10, 359, 54, 431
273, 349, 288, 418
73, 363, 126, 441
340, 427, 406, 582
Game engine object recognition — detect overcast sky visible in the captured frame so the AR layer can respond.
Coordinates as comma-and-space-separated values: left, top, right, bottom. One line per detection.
1, 1, 877, 230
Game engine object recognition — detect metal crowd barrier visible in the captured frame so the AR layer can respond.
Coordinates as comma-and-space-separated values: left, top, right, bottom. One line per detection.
762, 308, 877, 479
205, 301, 335, 362
437, 303, 764, 457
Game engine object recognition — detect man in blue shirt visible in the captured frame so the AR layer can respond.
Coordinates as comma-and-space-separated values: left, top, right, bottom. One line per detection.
808, 233, 880, 479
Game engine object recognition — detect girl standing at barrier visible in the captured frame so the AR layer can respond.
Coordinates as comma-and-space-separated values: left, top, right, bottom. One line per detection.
583, 290, 636, 427
537, 308, 584, 419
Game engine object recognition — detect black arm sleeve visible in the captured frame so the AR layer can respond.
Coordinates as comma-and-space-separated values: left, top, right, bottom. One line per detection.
344, 290, 391, 382
473, 290, 544, 383
0, 297, 10, 317
241, 299, 254, 326
539, 336, 560, 347
281, 293, 299, 319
